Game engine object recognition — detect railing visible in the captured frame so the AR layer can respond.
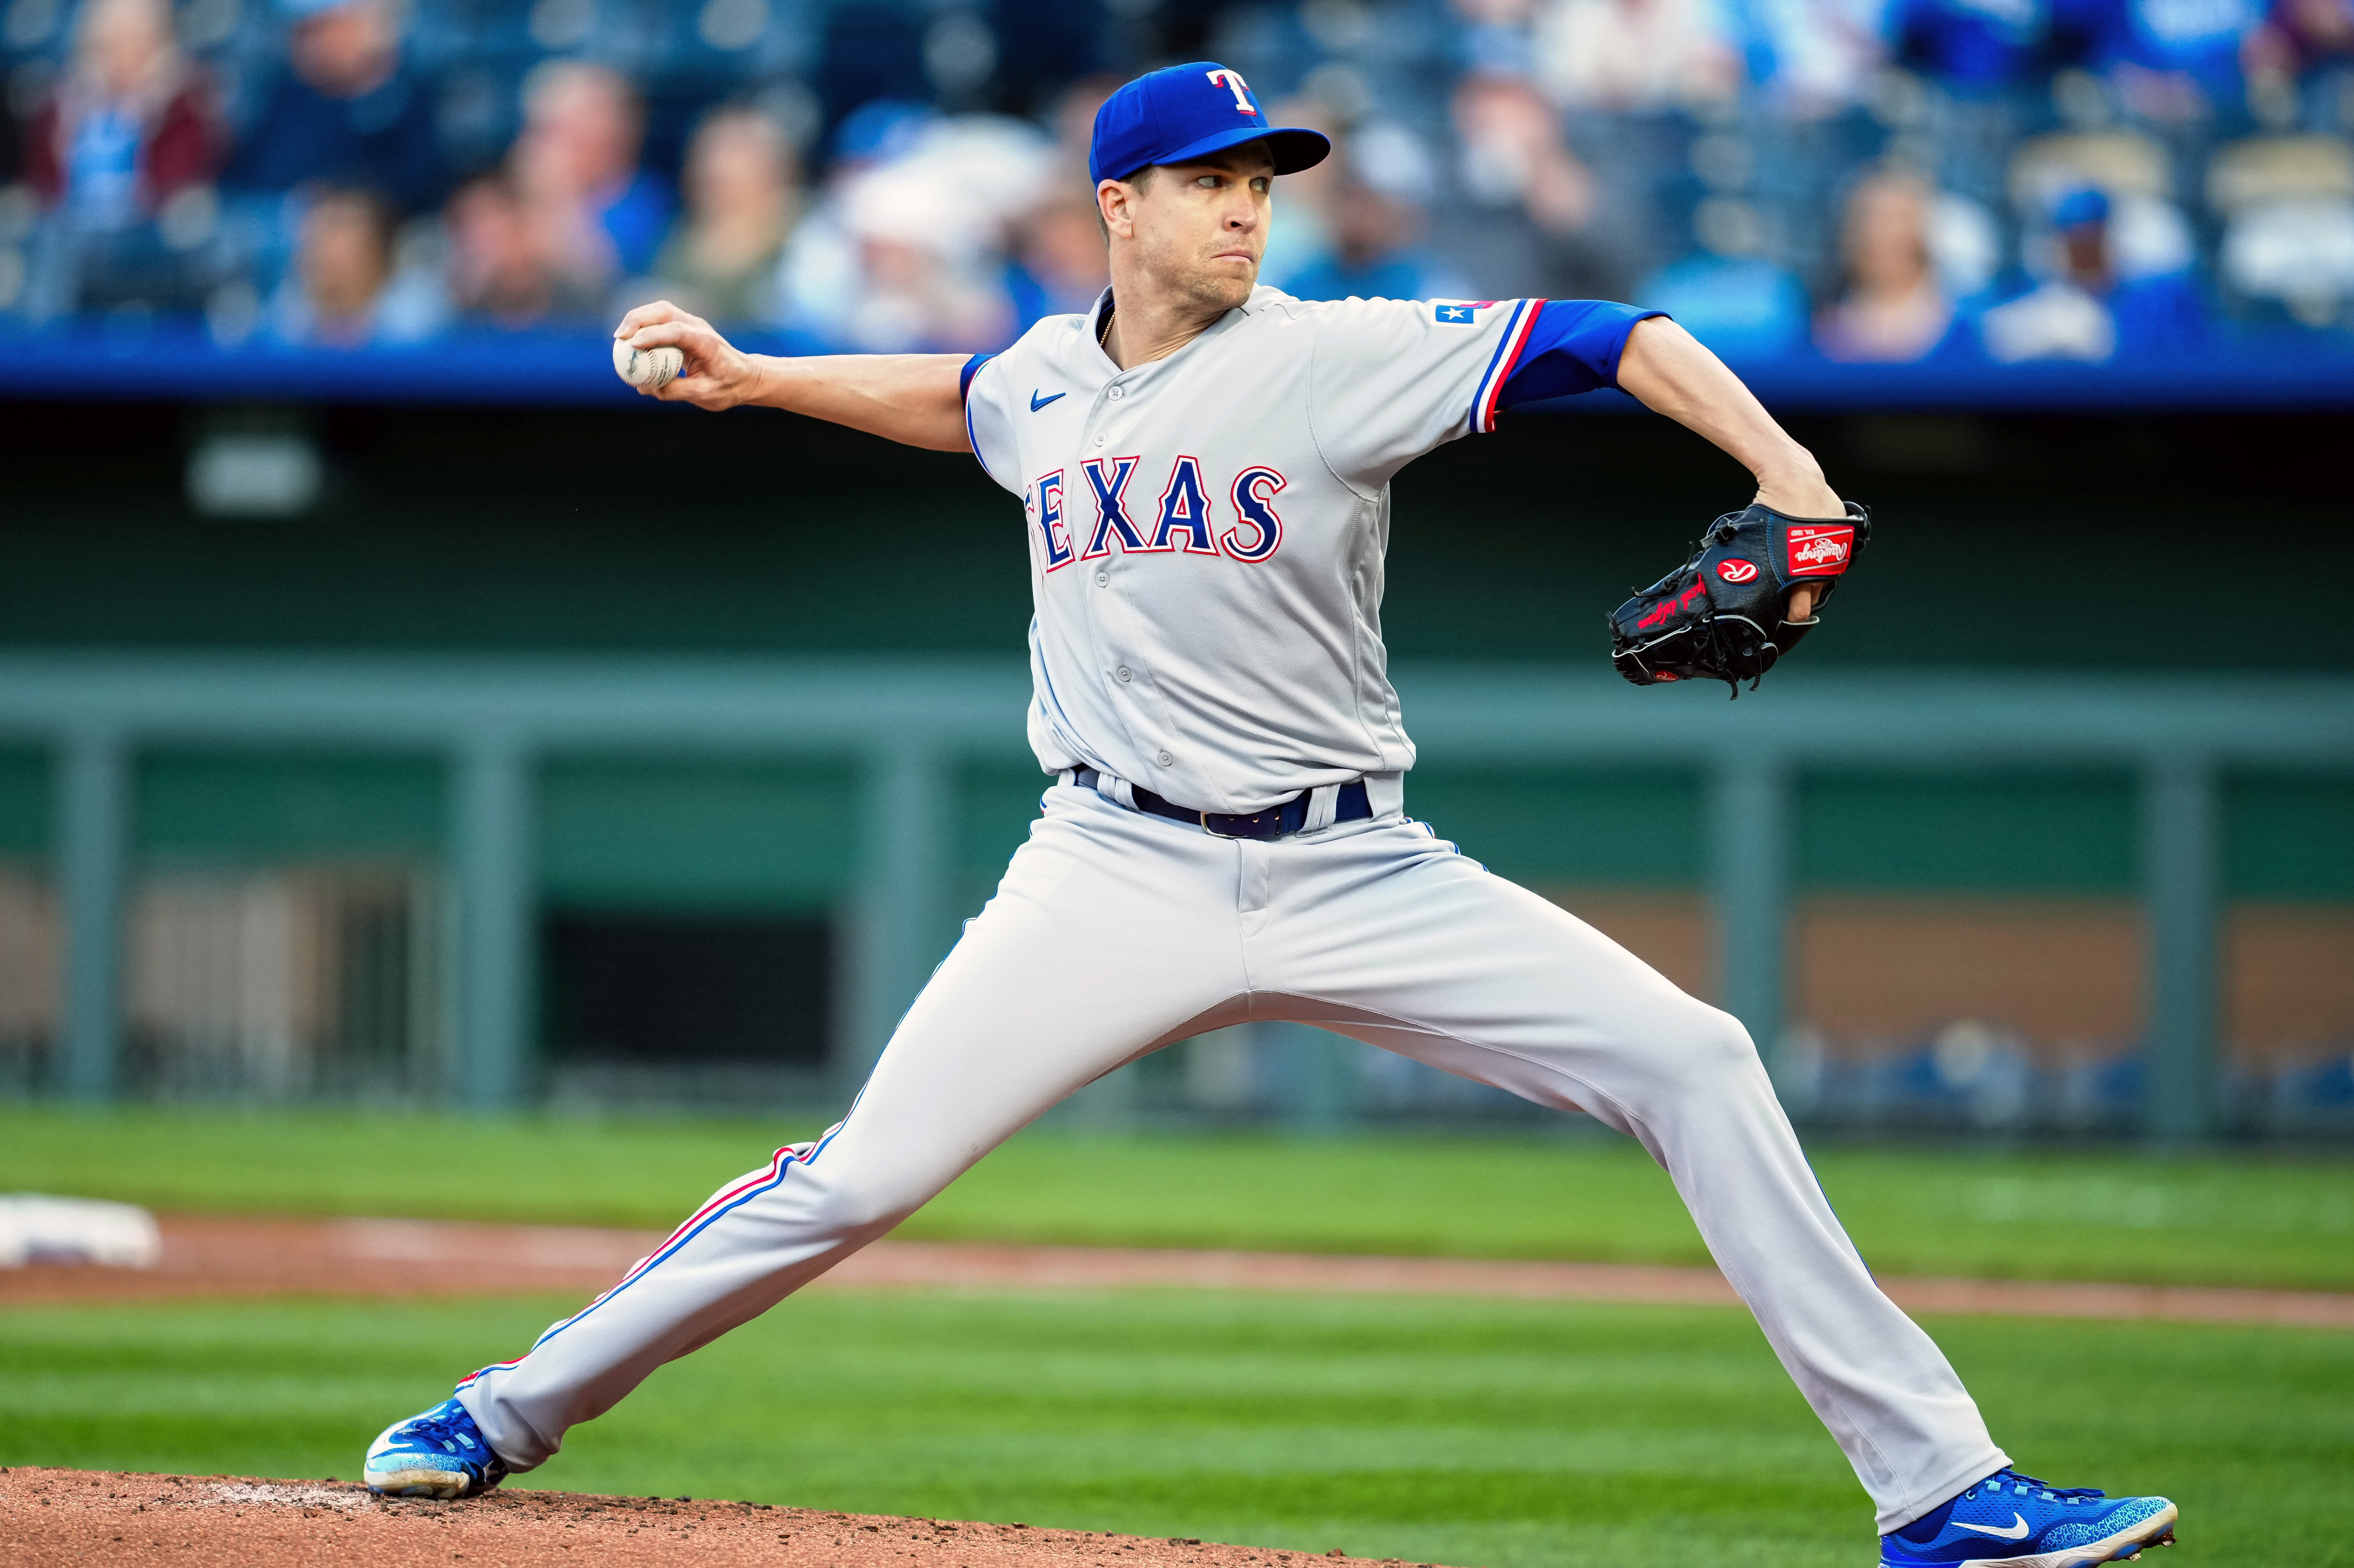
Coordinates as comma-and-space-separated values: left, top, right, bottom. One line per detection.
1, 652, 2349, 1140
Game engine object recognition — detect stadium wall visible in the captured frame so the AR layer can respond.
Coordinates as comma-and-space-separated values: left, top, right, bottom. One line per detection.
0, 397, 2347, 1136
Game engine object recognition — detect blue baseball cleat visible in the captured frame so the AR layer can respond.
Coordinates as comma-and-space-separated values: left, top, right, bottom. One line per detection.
1881, 1469, 2177, 1568
363, 1396, 510, 1499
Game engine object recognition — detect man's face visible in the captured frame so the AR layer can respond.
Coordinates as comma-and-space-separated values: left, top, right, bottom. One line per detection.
300, 198, 389, 317
2061, 221, 2111, 288
292, 0, 394, 97
1102, 142, 1276, 314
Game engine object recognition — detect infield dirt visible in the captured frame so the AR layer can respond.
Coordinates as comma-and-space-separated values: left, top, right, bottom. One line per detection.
0, 1467, 1428, 1568
4, 1213, 2349, 1328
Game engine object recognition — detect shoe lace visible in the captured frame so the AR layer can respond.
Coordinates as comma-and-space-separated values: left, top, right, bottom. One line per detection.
1981, 1470, 2106, 1505
399, 1407, 479, 1455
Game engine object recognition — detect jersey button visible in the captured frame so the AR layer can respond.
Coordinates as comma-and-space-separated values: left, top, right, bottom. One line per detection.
1093, 433, 1106, 446
1108, 386, 1125, 401
1116, 666, 1132, 682
1094, 570, 1110, 586
1155, 750, 1174, 767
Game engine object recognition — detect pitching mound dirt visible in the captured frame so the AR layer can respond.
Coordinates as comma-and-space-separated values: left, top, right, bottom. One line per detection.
0, 1467, 1431, 1568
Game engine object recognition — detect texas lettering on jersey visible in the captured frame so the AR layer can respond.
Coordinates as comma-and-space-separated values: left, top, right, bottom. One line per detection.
1025, 458, 1287, 572
960, 285, 1651, 810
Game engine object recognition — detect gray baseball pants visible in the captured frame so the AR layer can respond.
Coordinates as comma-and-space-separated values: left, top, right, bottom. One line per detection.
457, 782, 2006, 1531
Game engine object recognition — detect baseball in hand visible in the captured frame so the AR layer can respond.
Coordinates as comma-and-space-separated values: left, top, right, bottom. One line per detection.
612, 338, 685, 390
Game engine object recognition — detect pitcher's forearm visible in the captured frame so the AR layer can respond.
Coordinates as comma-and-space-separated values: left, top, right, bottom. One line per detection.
616, 301, 977, 450
744, 353, 972, 451
1615, 317, 1840, 517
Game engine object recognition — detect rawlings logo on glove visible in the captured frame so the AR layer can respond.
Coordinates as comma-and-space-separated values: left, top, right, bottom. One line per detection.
1607, 502, 1871, 696
1786, 523, 1856, 574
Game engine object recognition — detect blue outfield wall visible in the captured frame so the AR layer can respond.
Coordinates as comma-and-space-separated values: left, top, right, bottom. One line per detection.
9, 322, 2354, 411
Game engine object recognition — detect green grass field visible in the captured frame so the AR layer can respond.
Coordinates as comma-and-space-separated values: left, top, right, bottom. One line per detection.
6, 1109, 2350, 1563
4, 1107, 2351, 1289
3, 1288, 2348, 1568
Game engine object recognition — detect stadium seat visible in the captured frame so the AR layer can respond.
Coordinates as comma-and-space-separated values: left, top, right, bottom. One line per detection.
2209, 134, 2354, 326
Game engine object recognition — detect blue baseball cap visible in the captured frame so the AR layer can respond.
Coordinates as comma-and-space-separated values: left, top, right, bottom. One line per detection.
2052, 185, 2111, 228
1088, 62, 1331, 187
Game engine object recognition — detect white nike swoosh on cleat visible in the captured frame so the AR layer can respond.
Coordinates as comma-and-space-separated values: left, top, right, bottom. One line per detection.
1954, 1514, 2033, 1540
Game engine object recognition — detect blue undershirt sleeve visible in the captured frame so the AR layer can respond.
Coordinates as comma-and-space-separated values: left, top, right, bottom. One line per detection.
958, 352, 994, 403
1494, 301, 1666, 410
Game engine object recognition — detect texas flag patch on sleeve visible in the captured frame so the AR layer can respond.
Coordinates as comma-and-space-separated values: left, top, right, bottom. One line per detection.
1433, 301, 1497, 325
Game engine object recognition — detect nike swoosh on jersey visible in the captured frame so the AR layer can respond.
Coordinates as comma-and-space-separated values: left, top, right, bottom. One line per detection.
1029, 390, 1065, 411
1953, 1514, 2031, 1540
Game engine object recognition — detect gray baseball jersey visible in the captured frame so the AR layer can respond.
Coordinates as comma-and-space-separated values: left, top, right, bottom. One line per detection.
964, 287, 1550, 815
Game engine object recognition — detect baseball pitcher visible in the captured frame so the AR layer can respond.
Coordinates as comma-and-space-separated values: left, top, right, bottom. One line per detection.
364, 64, 2178, 1568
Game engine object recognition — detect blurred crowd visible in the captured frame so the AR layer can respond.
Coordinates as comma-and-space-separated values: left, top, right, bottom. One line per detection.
4, 0, 2353, 364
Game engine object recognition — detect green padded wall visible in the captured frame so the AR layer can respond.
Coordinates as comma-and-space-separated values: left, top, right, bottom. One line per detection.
134, 750, 444, 860
0, 750, 47, 856
958, 763, 2354, 903
1797, 770, 2137, 893
2228, 774, 2354, 902
1404, 769, 1706, 885
538, 758, 859, 912
960, 765, 1057, 884
2, 746, 2341, 911
5, 402, 2346, 674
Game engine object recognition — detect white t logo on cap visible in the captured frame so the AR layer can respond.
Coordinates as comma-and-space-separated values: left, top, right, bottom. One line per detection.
1205, 68, 1256, 114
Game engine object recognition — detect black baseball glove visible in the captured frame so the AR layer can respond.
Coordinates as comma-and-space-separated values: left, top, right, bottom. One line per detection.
1607, 501, 1870, 696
